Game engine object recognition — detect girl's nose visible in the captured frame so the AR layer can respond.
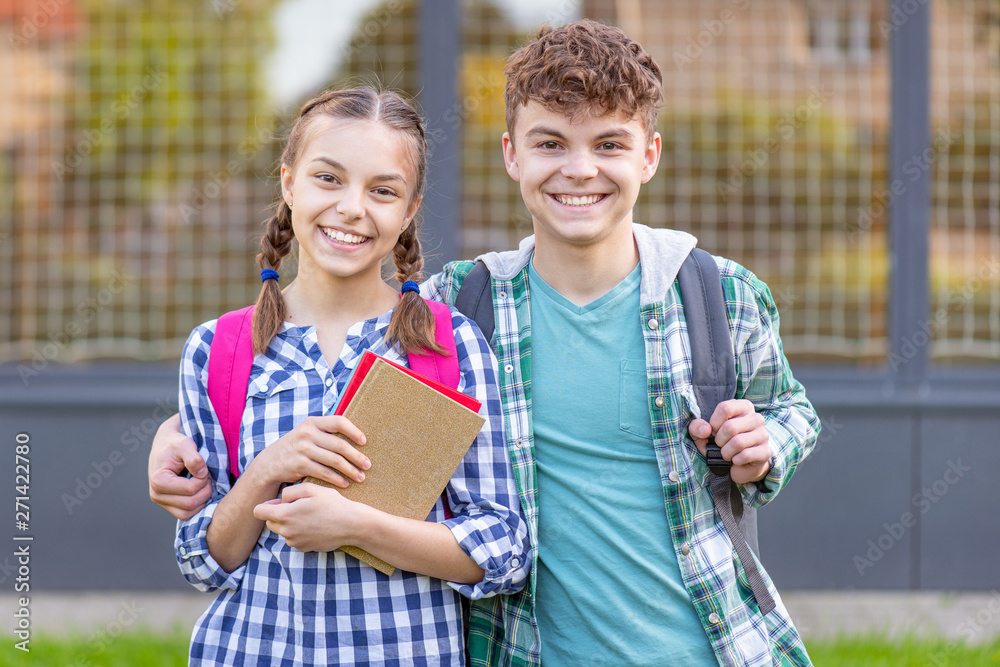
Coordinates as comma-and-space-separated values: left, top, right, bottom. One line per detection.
336, 188, 366, 220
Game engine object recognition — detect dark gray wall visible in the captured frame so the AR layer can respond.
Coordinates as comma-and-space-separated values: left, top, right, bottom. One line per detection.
1, 364, 997, 591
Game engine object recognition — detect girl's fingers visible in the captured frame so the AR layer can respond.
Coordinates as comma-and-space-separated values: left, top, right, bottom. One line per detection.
313, 415, 367, 447
253, 497, 283, 521
313, 431, 371, 478
302, 460, 352, 488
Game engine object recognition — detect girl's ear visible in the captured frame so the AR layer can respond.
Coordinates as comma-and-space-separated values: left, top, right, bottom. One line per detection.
280, 164, 294, 207
402, 196, 422, 232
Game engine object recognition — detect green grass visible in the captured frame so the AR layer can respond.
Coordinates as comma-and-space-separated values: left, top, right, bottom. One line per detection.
0, 629, 191, 666
805, 635, 1000, 666
2, 632, 1000, 665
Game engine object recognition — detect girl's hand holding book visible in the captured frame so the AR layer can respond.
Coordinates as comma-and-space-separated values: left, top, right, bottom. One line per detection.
247, 415, 371, 490
253, 481, 367, 552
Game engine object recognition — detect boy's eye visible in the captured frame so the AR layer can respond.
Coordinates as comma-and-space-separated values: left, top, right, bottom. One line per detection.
539, 141, 560, 150
600, 142, 620, 150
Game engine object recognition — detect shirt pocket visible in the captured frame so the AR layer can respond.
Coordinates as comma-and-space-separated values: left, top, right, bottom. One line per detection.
619, 359, 653, 440
247, 368, 300, 401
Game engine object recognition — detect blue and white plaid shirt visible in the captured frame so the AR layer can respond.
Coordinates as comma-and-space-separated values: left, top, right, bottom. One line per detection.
175, 307, 530, 666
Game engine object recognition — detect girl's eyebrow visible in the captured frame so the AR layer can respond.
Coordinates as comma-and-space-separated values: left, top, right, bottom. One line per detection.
309, 156, 406, 183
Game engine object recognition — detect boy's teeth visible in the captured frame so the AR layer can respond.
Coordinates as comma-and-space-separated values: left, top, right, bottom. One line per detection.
557, 194, 602, 206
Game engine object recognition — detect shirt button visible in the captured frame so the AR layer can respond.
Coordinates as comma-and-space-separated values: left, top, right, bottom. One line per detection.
510, 557, 520, 568
654, 396, 665, 408
325, 377, 333, 387
647, 318, 659, 330
668, 471, 679, 483
708, 612, 721, 625
516, 438, 525, 448
681, 542, 691, 556
499, 291, 507, 299
504, 364, 514, 374
179, 546, 188, 557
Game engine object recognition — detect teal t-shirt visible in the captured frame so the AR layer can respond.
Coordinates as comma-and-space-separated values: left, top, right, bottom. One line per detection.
528, 259, 716, 666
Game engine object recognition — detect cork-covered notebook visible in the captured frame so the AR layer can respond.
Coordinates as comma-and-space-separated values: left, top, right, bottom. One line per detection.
303, 350, 485, 575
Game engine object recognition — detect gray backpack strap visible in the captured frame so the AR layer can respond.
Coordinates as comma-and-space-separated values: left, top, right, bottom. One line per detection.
454, 261, 495, 342
677, 248, 774, 614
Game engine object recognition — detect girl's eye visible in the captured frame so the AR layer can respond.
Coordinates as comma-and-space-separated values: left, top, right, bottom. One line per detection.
317, 173, 338, 183
373, 187, 396, 197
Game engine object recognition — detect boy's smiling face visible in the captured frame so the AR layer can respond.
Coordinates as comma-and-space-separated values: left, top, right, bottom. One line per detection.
502, 101, 661, 252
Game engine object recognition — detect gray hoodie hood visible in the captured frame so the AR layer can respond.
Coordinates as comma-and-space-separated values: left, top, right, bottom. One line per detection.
475, 223, 698, 306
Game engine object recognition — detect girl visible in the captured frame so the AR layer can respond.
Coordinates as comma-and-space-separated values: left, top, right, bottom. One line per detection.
175, 88, 529, 666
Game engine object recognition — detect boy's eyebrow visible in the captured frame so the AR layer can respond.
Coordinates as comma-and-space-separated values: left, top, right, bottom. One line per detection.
309, 157, 406, 183
523, 126, 637, 142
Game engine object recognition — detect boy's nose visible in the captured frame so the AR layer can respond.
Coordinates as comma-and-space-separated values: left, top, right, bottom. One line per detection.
561, 151, 598, 180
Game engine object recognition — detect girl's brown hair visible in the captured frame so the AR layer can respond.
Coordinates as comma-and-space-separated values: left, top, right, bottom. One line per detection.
252, 88, 444, 357
504, 19, 663, 141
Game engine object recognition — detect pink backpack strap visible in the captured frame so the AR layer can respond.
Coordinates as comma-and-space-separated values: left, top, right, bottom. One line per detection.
207, 305, 255, 481
407, 299, 461, 520
407, 299, 460, 389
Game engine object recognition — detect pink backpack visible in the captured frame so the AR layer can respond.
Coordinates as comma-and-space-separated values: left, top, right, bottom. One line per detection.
206, 300, 460, 482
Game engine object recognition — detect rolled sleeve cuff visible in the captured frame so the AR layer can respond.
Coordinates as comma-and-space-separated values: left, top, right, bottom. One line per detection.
175, 506, 246, 593
742, 420, 793, 508
442, 515, 530, 599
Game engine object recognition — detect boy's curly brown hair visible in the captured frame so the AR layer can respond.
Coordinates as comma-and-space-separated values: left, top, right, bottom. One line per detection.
504, 19, 663, 141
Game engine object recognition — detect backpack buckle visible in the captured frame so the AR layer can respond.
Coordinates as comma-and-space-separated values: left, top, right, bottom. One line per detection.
705, 436, 731, 475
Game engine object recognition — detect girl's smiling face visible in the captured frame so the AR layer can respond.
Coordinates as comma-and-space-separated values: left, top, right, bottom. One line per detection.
280, 117, 421, 285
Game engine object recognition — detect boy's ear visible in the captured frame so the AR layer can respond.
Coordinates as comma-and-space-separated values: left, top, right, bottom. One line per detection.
502, 132, 520, 181
640, 132, 662, 184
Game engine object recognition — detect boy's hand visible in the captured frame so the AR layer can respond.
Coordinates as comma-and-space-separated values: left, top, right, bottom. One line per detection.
248, 416, 370, 489
253, 482, 369, 552
148, 413, 212, 520
688, 399, 772, 485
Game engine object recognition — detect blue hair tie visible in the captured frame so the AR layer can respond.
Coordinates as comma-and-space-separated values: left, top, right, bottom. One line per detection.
261, 269, 280, 283
400, 280, 420, 295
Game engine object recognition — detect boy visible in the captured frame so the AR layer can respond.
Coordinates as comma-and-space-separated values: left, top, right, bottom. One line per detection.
150, 20, 820, 666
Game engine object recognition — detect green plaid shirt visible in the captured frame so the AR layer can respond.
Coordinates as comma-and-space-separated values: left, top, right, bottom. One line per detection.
425, 224, 820, 667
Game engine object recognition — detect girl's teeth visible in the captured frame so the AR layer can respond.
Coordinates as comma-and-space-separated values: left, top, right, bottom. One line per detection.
323, 228, 365, 245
